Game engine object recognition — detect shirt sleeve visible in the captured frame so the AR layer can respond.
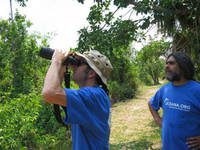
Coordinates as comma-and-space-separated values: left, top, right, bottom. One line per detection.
64, 88, 102, 128
149, 88, 163, 111
191, 84, 200, 111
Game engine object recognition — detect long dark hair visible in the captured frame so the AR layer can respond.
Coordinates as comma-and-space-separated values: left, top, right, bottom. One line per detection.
96, 75, 109, 95
167, 51, 195, 80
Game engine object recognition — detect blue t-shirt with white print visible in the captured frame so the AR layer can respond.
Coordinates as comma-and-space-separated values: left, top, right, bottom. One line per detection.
150, 80, 200, 150
64, 86, 111, 150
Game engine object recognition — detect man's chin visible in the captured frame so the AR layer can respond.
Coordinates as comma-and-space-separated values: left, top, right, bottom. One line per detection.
166, 75, 181, 82
166, 78, 174, 82
166, 73, 173, 81
166, 76, 173, 81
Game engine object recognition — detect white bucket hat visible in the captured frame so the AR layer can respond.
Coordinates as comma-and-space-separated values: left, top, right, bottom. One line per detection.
76, 50, 113, 85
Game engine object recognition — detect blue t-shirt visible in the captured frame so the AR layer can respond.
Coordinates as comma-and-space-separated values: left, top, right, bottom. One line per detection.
64, 86, 111, 150
150, 80, 200, 150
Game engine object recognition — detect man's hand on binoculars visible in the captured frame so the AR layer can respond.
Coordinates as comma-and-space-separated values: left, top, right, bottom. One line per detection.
52, 49, 70, 64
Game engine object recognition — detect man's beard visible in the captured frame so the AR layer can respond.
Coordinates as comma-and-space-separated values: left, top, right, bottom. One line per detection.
165, 72, 181, 81
72, 68, 90, 85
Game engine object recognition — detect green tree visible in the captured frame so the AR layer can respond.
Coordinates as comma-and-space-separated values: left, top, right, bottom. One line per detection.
0, 12, 50, 99
77, 0, 138, 54
15, 0, 28, 6
135, 40, 170, 85
0, 13, 70, 149
78, 0, 200, 80
77, 0, 139, 100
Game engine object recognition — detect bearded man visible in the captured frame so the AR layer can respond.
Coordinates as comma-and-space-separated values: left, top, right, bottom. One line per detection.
148, 51, 200, 150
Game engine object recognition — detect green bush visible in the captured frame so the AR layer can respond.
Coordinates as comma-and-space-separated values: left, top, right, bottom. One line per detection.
0, 93, 40, 149
109, 63, 138, 102
0, 93, 68, 149
0, 14, 69, 149
109, 81, 136, 102
108, 70, 138, 102
138, 72, 153, 85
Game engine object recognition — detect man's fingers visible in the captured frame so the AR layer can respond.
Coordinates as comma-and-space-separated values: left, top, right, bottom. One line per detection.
188, 137, 199, 140
187, 142, 200, 148
187, 139, 198, 144
188, 136, 200, 140
187, 137, 200, 143
58, 49, 70, 57
52, 49, 70, 62
64, 50, 70, 57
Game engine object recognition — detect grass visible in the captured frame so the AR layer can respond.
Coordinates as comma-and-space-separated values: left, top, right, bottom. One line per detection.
110, 84, 162, 150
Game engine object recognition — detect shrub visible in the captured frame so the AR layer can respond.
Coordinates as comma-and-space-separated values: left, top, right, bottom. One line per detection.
109, 81, 136, 102
0, 93, 68, 149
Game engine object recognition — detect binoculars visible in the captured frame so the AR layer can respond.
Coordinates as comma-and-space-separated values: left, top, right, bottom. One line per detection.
39, 47, 82, 66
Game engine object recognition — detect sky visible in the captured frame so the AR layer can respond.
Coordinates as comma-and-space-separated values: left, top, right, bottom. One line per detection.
0, 0, 95, 49
0, 0, 160, 50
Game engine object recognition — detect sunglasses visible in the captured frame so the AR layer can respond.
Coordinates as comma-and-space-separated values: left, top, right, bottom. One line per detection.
66, 56, 88, 67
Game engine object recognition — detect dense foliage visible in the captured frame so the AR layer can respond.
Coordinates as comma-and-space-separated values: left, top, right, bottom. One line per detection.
134, 40, 170, 85
78, 0, 200, 80
77, 1, 139, 101
0, 13, 46, 98
0, 13, 68, 149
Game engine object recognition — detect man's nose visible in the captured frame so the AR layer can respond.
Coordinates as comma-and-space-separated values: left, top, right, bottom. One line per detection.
165, 64, 170, 70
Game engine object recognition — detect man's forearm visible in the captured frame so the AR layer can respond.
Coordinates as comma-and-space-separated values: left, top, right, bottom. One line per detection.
42, 59, 67, 107
43, 60, 63, 92
148, 102, 162, 127
42, 49, 68, 106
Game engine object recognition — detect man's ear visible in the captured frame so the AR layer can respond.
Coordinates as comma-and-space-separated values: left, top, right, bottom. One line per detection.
88, 70, 96, 79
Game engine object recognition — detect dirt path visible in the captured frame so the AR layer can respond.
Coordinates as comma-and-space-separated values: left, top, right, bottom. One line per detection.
110, 85, 162, 150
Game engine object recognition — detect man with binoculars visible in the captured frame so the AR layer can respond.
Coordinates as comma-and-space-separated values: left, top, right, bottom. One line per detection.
42, 49, 113, 150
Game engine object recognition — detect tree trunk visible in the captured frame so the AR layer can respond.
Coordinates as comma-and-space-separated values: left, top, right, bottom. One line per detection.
9, 0, 13, 20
